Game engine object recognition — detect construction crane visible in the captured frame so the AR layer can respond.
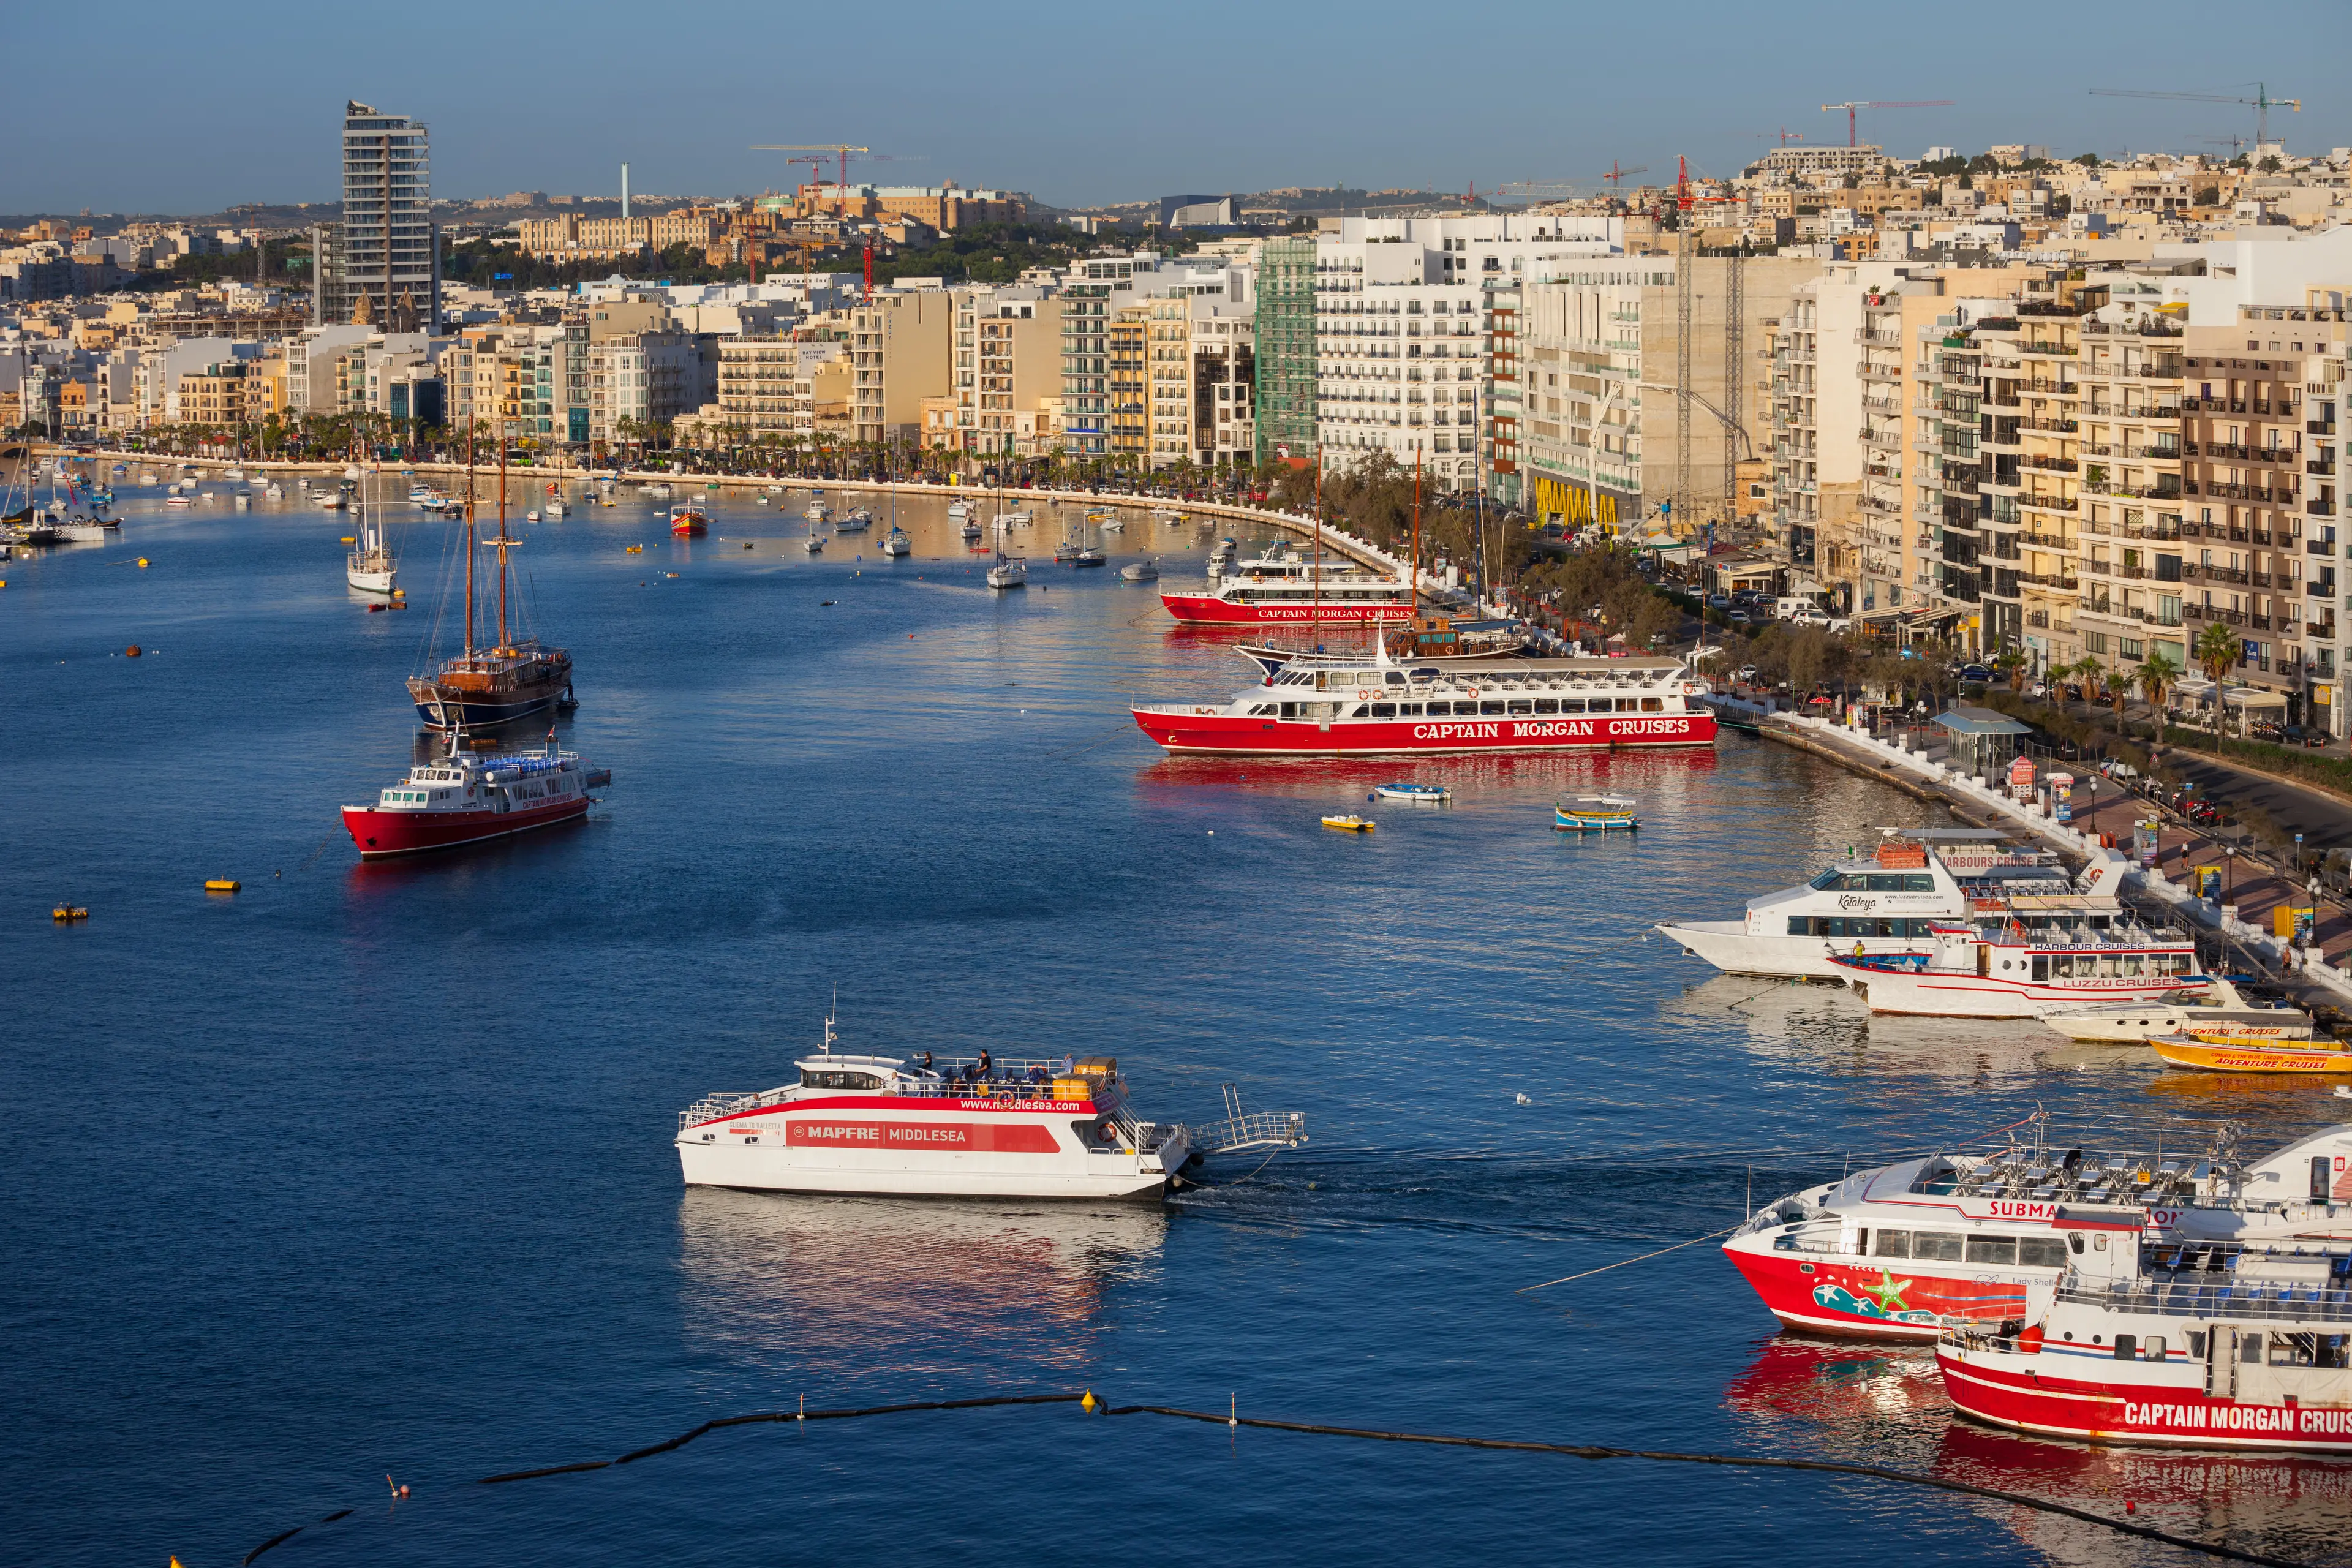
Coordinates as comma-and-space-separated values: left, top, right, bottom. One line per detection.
1819, 99, 1954, 148
749, 144, 871, 198
1600, 160, 1649, 189
1498, 165, 1649, 205
2089, 84, 2301, 146
1743, 128, 1806, 148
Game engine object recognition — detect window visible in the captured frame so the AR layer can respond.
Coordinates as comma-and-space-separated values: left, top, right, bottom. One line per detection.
1507, 699, 1533, 715
1480, 700, 1504, 715
1559, 698, 1586, 713
2242, 1332, 2264, 1364
2018, 1237, 2068, 1268
800, 1069, 884, 1090
1912, 1231, 1964, 1261
1535, 699, 1559, 714
1616, 698, 1640, 713
1371, 703, 1395, 718
1965, 1235, 2018, 1265
2114, 1333, 2138, 1360
1640, 697, 1664, 712
1872, 1230, 1912, 1258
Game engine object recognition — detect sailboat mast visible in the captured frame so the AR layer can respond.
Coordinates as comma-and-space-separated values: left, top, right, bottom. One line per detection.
1409, 450, 1422, 612
497, 434, 511, 647
463, 420, 477, 657
1312, 443, 1322, 641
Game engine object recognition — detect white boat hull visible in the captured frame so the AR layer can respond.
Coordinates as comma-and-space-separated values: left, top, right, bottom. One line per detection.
347, 567, 396, 595
1842, 967, 2200, 1019
1656, 920, 1921, 981
677, 1139, 1174, 1200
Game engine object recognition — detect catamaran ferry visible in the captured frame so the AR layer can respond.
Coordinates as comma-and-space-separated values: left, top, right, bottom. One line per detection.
1656, 832, 2103, 980
1727, 1115, 2352, 1341
676, 1017, 1306, 1200
1159, 542, 1415, 626
1133, 650, 1714, 756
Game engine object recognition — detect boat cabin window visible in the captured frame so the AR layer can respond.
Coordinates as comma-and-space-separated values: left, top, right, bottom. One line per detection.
1385, 671, 1406, 685
1280, 702, 1298, 719
1559, 699, 1586, 713
1788, 916, 1942, 938
1535, 699, 1559, 714
1371, 703, 1396, 718
2018, 1237, 2069, 1268
1507, 699, 1532, 715
1872, 1229, 1912, 1258
801, 1069, 886, 1090
1911, 1231, 1964, 1261
1480, 700, 1504, 715
1964, 1236, 2018, 1265
1352, 705, 1371, 718
1640, 697, 1664, 712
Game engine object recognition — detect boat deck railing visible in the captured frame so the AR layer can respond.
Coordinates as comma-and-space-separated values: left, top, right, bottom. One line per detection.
1186, 1109, 1308, 1156
2057, 1276, 2352, 1324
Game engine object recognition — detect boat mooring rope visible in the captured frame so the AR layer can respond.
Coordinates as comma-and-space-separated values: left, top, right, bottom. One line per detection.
1517, 1223, 1747, 1292
234, 1390, 2315, 1568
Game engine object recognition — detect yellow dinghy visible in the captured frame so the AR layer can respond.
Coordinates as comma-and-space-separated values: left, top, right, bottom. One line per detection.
1321, 814, 1375, 834
2152, 1035, 2352, 1074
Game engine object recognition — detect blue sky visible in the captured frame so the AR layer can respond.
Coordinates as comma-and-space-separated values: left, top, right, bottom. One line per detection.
10, 0, 2349, 215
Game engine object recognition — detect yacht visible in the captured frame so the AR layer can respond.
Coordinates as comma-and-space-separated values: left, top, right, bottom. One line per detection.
1831, 922, 2206, 1019
1656, 832, 2097, 980
2042, 977, 2315, 1044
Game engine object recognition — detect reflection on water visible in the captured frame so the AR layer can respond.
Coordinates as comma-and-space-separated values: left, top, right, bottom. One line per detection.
1665, 973, 2058, 1079
678, 1189, 1167, 1376
1723, 1337, 1947, 1433
1934, 1419, 2352, 1566
1133, 745, 1719, 800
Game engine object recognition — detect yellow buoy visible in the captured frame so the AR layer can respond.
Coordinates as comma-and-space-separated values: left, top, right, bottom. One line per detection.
1081, 1389, 1098, 1412
137, 558, 149, 567
205, 880, 241, 894
339, 536, 356, 544
53, 905, 88, 921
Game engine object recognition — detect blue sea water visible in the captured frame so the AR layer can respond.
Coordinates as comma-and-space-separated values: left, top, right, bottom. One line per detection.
4, 480, 2348, 1567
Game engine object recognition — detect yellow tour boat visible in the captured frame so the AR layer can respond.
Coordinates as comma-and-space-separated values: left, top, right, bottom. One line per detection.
2151, 1035, 2352, 1074
1321, 815, 1375, 834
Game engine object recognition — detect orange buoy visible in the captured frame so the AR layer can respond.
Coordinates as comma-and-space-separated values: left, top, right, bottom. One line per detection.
125, 644, 143, 657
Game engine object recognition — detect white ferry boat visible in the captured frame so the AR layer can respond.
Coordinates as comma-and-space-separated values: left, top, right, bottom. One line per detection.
1657, 832, 2105, 981
676, 1019, 1305, 1200
1726, 1115, 2352, 1341
1831, 922, 2205, 1018
1160, 541, 1414, 625
2041, 977, 2315, 1044
1133, 648, 1714, 756
1939, 1215, 2352, 1452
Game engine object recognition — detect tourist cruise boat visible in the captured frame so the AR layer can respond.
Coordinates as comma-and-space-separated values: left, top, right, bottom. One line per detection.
1159, 541, 1415, 625
1133, 649, 1715, 756
676, 1017, 1306, 1200
1725, 1115, 2352, 1341
1938, 1210, 2352, 1452
669, 501, 708, 535
2041, 976, 2314, 1044
342, 730, 605, 860
1657, 832, 2107, 981
1831, 922, 2205, 1018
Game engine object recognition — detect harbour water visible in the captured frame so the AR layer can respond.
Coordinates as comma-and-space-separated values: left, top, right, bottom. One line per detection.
4, 484, 2345, 1566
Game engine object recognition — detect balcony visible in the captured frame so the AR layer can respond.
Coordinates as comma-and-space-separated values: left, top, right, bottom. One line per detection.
1858, 362, 1904, 383
2312, 420, 2339, 436
2019, 492, 2079, 513
2314, 499, 2339, 516
2201, 565, 2250, 584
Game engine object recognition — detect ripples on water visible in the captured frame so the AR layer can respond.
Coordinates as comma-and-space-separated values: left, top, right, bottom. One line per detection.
3, 487, 2346, 1566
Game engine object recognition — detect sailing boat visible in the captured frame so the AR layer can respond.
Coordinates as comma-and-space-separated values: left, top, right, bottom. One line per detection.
346, 466, 396, 594
405, 431, 574, 729
984, 516, 1027, 590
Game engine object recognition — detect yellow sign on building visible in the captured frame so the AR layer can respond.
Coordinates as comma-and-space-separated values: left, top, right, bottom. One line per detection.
1530, 474, 1620, 533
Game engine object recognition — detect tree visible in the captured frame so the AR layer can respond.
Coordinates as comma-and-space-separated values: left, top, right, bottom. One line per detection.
2136, 649, 2180, 713
2193, 620, 2237, 686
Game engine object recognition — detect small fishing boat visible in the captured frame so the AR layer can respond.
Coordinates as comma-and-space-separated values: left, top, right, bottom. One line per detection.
526, 510, 541, 523
1120, 559, 1159, 582
880, 526, 911, 557
2152, 1036, 2352, 1074
1097, 516, 1124, 533
546, 499, 567, 518
669, 502, 708, 536
947, 497, 973, 521
999, 510, 1033, 529
804, 533, 826, 554
1072, 545, 1106, 567
409, 484, 437, 504
805, 500, 832, 523
834, 508, 873, 533
1372, 783, 1450, 804
1556, 793, 1638, 831
986, 557, 1028, 590
1321, 814, 1375, 834
960, 519, 983, 541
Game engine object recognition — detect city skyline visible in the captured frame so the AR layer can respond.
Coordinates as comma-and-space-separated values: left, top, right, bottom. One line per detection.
8, 0, 2349, 215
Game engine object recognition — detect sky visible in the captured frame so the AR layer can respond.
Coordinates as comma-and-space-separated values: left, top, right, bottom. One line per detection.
9, 0, 2351, 217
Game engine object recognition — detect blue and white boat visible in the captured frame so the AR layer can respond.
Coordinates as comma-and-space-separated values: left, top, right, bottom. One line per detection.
1555, 793, 1638, 832
1371, 783, 1450, 804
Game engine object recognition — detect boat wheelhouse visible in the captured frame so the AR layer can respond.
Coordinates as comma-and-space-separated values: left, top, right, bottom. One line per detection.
1133, 652, 1714, 756
1160, 543, 1415, 625
1726, 1116, 2352, 1343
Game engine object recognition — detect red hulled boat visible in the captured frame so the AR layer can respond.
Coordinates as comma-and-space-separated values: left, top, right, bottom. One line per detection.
342, 731, 607, 860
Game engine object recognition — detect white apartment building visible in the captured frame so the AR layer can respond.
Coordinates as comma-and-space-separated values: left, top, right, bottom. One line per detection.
588, 328, 700, 447
954, 286, 1064, 455
284, 323, 377, 417
1309, 214, 1621, 492
1059, 252, 1252, 459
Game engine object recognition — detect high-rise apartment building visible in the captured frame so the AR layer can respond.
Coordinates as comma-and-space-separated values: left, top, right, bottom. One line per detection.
339, 100, 437, 331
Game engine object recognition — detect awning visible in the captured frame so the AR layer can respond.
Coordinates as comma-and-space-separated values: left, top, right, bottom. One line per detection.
2222, 685, 2289, 711
2172, 675, 2218, 701
1933, 706, 2035, 738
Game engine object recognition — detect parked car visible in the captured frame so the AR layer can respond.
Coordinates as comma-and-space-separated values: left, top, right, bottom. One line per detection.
1736, 665, 1760, 683
1706, 592, 1731, 609
1958, 664, 1994, 685
1727, 609, 1752, 627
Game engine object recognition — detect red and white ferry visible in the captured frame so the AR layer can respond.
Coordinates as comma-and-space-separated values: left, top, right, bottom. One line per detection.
342, 731, 606, 860
1939, 1207, 2352, 1452
1159, 542, 1414, 626
1725, 1116, 2352, 1341
676, 1017, 1305, 1200
1830, 922, 2206, 1017
1133, 648, 1715, 756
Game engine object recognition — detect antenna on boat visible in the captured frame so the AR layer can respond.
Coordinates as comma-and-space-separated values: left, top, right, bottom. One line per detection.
823, 985, 837, 1056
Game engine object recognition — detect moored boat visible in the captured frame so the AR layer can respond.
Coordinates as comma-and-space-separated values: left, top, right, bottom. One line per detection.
880, 526, 911, 557
1937, 1214, 2352, 1452
1372, 783, 1450, 804
405, 442, 573, 729
345, 473, 396, 595
1321, 814, 1374, 832
669, 501, 709, 535
2043, 976, 2313, 1044
2152, 1036, 2352, 1074
834, 507, 873, 533
1556, 793, 1638, 831
1831, 923, 2206, 1019
1134, 649, 1715, 756
1161, 540, 1415, 625
1725, 1114, 2352, 1342
1120, 559, 1159, 582
342, 729, 601, 860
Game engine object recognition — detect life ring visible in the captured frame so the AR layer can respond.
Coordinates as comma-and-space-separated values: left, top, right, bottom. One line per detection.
1466, 686, 1480, 699
1357, 688, 1373, 701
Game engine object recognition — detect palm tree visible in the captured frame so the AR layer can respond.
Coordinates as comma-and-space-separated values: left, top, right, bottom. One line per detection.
2192, 622, 2238, 731
2136, 649, 2180, 715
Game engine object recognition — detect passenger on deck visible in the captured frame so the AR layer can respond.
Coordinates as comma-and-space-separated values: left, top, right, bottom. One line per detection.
976, 1049, 993, 1082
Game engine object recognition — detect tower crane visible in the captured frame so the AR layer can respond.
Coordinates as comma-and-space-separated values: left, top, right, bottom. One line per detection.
1819, 99, 1954, 148
749, 144, 870, 198
2089, 84, 2301, 146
